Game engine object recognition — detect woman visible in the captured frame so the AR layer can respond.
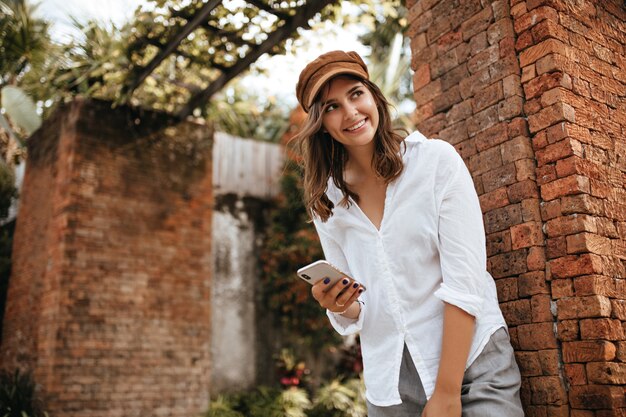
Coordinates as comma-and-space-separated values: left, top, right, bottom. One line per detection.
294, 50, 524, 417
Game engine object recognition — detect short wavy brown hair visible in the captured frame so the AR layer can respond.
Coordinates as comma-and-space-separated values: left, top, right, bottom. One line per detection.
293, 75, 406, 222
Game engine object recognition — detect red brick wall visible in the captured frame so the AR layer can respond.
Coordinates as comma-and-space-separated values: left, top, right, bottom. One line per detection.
0, 99, 214, 417
407, 0, 625, 416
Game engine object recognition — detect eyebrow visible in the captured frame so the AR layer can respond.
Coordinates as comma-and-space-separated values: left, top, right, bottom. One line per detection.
321, 84, 363, 107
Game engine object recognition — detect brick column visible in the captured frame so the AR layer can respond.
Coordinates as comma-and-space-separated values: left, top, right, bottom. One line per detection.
407, 0, 625, 416
0, 99, 214, 417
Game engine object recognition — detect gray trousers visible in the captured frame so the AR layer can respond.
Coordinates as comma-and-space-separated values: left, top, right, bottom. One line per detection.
366, 327, 524, 417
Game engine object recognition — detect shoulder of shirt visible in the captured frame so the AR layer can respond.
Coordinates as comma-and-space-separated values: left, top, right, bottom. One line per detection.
404, 131, 462, 166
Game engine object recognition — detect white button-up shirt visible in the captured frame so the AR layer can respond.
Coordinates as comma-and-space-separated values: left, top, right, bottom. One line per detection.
312, 131, 506, 407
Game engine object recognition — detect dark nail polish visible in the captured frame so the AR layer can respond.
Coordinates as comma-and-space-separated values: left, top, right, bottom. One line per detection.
323, 277, 330, 284
358, 289, 364, 293
353, 283, 359, 288
342, 279, 349, 285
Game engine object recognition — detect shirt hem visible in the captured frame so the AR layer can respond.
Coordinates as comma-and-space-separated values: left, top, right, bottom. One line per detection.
365, 394, 403, 407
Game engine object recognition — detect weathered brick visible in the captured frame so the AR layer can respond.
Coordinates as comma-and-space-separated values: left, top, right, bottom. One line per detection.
474, 123, 508, 151
489, 248, 528, 278
488, 55, 520, 82
514, 6, 559, 34
497, 96, 524, 121
519, 271, 549, 297
484, 203, 523, 234
586, 362, 626, 385
508, 180, 540, 203
516, 351, 542, 376
566, 232, 612, 255
557, 319, 579, 341
472, 81, 504, 113
467, 105, 499, 137
540, 175, 590, 202
563, 341, 616, 363
482, 163, 517, 193
544, 214, 597, 237
430, 48, 458, 78
536, 165, 557, 187
511, 221, 544, 249
440, 120, 468, 145
521, 198, 542, 222
518, 322, 558, 349
460, 7, 494, 41
519, 38, 569, 67
536, 139, 583, 167
528, 103, 576, 133
521, 63, 537, 82
468, 143, 502, 175
433, 85, 462, 113
531, 294, 554, 322
537, 349, 561, 376
611, 300, 626, 320
524, 72, 571, 100
551, 278, 573, 298
548, 254, 602, 279
496, 277, 519, 302
459, 67, 491, 99
563, 363, 587, 385
569, 385, 626, 409
487, 18, 515, 46
445, 99, 472, 125
580, 318, 626, 341
556, 295, 612, 320
529, 375, 568, 405
501, 299, 532, 325
574, 275, 626, 299
480, 187, 509, 212
528, 246, 547, 271
413, 64, 431, 91
467, 44, 500, 74
441, 64, 469, 92
508, 117, 529, 138
486, 229, 512, 256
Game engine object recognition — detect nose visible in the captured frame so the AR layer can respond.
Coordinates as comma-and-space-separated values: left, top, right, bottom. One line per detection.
343, 102, 359, 119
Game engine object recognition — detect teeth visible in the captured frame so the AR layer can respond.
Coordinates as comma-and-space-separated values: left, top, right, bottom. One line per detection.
346, 119, 366, 131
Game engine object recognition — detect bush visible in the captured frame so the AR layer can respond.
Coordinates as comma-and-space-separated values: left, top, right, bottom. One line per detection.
0, 369, 48, 417
203, 378, 366, 417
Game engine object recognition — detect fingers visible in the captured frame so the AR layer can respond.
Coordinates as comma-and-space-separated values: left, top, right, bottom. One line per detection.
311, 277, 364, 313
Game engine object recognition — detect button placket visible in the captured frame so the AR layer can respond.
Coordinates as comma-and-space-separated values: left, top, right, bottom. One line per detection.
377, 236, 408, 333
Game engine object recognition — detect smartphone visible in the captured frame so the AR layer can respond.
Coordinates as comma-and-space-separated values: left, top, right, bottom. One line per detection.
296, 260, 366, 292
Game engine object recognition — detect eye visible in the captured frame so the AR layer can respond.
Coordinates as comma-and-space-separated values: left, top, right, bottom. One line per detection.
324, 103, 337, 113
352, 90, 364, 99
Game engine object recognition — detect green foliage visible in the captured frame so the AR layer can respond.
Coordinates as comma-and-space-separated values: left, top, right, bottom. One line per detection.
0, 0, 51, 87
0, 219, 14, 345
0, 369, 48, 417
204, 378, 365, 417
259, 158, 341, 349
0, 162, 16, 218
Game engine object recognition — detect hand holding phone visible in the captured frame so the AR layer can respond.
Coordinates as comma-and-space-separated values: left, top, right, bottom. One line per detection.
296, 260, 366, 291
297, 260, 365, 317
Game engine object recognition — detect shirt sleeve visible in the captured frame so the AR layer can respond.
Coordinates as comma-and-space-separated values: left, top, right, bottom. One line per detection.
433, 144, 489, 317
313, 220, 365, 336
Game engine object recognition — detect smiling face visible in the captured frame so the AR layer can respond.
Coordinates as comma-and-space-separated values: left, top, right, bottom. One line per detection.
320, 76, 380, 156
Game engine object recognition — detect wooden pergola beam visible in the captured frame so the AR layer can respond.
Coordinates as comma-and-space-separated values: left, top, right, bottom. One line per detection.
124, 0, 222, 96
245, 0, 292, 21
177, 0, 339, 118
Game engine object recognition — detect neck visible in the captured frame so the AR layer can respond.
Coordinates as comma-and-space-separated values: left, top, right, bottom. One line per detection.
344, 142, 377, 180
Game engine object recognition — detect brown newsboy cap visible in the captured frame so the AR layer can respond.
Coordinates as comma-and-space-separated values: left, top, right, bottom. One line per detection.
296, 50, 369, 113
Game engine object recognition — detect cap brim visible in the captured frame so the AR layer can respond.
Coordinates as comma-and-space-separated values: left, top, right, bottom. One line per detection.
306, 64, 367, 110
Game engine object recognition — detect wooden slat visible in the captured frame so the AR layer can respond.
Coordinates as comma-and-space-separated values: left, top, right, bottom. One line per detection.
213, 132, 284, 199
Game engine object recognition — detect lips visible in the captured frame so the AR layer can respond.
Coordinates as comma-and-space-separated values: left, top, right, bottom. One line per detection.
344, 118, 367, 132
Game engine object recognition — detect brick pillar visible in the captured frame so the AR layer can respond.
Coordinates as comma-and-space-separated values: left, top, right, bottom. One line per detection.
0, 99, 214, 417
407, 0, 625, 416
